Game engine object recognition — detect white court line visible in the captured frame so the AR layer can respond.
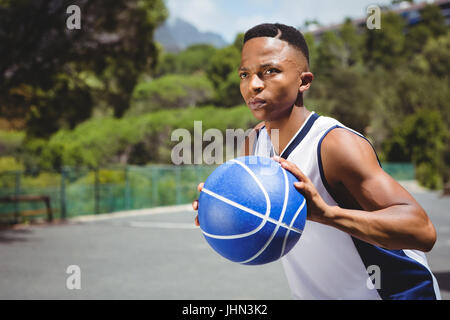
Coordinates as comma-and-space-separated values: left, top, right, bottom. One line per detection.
128, 221, 198, 229
69, 204, 193, 223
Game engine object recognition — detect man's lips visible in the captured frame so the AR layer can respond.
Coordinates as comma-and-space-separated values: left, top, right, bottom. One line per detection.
248, 98, 266, 110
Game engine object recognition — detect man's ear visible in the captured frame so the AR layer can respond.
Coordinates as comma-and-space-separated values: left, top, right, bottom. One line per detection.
299, 72, 314, 93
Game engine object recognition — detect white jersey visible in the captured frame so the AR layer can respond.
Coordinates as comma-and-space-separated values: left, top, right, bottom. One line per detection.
253, 111, 441, 300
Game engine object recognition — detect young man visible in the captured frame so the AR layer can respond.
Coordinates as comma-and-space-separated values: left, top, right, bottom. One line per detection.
192, 23, 441, 300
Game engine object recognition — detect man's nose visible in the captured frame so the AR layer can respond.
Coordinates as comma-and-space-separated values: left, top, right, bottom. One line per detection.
249, 74, 264, 93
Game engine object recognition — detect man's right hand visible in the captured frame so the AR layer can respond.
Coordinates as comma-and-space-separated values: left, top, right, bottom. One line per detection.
191, 182, 204, 226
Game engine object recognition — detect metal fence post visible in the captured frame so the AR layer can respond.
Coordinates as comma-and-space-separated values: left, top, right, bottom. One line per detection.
175, 165, 181, 205
60, 167, 67, 219
94, 168, 100, 214
124, 166, 130, 210
151, 166, 158, 207
14, 171, 21, 224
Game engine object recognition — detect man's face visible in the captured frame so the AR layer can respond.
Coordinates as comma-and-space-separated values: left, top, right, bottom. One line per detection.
239, 37, 307, 121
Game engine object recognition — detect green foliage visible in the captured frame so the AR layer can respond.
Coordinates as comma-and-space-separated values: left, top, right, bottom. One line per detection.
206, 46, 241, 90
214, 72, 243, 108
420, 4, 447, 38
303, 32, 317, 70
307, 66, 376, 134
75, 169, 125, 185
0, 156, 24, 173
383, 110, 448, 189
233, 33, 245, 52
365, 12, 406, 69
2, 2, 449, 191
339, 19, 364, 67
21, 172, 61, 188
315, 31, 346, 76
18, 105, 257, 170
201, 41, 242, 107
416, 162, 442, 190
0, 0, 168, 136
155, 44, 218, 76
0, 130, 25, 156
128, 74, 214, 114
413, 30, 450, 78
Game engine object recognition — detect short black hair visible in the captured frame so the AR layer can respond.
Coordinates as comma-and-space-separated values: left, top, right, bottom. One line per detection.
243, 23, 310, 65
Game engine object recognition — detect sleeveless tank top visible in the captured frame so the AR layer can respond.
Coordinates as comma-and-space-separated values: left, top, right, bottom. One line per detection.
253, 111, 441, 300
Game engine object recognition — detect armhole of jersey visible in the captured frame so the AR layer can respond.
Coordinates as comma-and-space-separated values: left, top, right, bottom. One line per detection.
316, 125, 439, 300
317, 125, 381, 203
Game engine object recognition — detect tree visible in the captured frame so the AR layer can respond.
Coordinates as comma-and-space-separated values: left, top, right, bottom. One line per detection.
419, 3, 447, 39
413, 31, 450, 79
0, 0, 168, 137
339, 18, 364, 67
303, 32, 317, 71
127, 74, 214, 114
405, 3, 447, 56
364, 12, 406, 69
315, 31, 345, 77
215, 72, 243, 108
317, 67, 376, 134
383, 109, 448, 189
206, 46, 241, 90
233, 32, 245, 52
155, 43, 218, 77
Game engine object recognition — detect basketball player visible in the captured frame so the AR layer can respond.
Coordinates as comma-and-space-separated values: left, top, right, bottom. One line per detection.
192, 23, 441, 300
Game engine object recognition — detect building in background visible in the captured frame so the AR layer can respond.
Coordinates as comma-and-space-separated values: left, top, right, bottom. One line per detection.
308, 0, 450, 38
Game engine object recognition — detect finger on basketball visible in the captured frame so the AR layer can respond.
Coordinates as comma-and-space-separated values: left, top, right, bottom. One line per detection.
194, 215, 199, 226
192, 199, 198, 211
197, 182, 204, 192
279, 159, 307, 182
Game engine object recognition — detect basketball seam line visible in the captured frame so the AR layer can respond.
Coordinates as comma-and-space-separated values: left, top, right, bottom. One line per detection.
200, 188, 302, 236
238, 164, 291, 264
280, 197, 306, 258
200, 187, 269, 239
199, 156, 272, 240
198, 158, 273, 240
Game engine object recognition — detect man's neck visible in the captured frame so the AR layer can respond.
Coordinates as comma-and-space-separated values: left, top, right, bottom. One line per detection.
265, 104, 311, 156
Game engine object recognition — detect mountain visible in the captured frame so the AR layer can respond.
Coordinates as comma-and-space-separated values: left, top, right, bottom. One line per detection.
155, 17, 228, 52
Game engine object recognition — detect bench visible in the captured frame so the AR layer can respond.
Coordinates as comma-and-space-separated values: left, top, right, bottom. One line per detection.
0, 195, 53, 223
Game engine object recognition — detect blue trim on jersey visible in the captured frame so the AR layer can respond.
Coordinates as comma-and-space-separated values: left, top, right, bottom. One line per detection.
352, 238, 437, 299
280, 113, 320, 160
316, 125, 437, 300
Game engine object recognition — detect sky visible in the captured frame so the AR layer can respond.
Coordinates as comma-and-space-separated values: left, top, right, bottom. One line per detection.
165, 0, 394, 43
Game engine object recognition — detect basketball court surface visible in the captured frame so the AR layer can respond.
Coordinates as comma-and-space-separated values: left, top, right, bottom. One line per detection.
1, 183, 449, 300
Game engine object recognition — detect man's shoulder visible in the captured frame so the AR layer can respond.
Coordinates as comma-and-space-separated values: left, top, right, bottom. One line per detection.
320, 127, 381, 184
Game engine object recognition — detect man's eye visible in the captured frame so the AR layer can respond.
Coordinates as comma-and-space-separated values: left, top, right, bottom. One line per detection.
265, 68, 279, 75
239, 72, 248, 79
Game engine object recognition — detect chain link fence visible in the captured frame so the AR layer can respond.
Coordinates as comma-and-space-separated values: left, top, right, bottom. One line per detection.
0, 163, 415, 223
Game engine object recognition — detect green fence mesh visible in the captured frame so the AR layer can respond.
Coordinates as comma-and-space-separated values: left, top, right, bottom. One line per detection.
0, 163, 414, 223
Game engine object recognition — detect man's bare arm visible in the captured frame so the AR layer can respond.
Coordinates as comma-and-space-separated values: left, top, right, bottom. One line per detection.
275, 128, 436, 252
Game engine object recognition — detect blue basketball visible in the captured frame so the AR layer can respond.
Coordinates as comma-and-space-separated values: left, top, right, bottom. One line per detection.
198, 155, 307, 265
